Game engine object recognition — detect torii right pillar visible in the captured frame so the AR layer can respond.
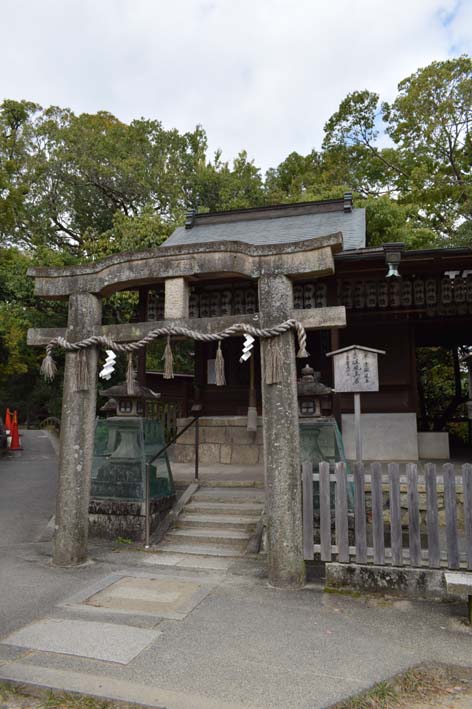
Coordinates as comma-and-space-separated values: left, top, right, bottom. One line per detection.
259, 274, 305, 589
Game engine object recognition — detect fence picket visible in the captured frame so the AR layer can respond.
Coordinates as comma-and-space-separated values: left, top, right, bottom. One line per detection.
319, 462, 331, 561
312, 458, 468, 571
443, 464, 460, 570
335, 462, 349, 563
408, 464, 421, 567
463, 464, 472, 571
389, 463, 402, 566
425, 463, 440, 568
302, 462, 314, 561
354, 463, 367, 563
371, 463, 385, 565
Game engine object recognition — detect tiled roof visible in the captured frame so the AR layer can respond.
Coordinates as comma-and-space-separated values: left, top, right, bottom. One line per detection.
163, 206, 365, 251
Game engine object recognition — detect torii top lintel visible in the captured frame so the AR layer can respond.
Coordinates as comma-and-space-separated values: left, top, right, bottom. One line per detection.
27, 233, 343, 299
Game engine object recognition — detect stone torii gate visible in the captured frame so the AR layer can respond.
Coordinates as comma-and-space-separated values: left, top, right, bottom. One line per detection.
27, 233, 346, 588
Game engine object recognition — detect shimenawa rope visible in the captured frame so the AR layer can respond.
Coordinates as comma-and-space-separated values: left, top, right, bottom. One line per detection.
40, 319, 309, 387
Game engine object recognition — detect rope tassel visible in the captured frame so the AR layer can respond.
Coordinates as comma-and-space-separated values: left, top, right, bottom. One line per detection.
215, 341, 226, 386
75, 350, 89, 391
264, 337, 283, 385
75, 349, 89, 391
163, 335, 174, 379
40, 351, 57, 382
265, 339, 274, 385
270, 337, 283, 384
126, 353, 136, 395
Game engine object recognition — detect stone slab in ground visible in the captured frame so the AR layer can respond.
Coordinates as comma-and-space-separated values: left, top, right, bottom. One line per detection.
84, 575, 212, 620
1, 618, 159, 664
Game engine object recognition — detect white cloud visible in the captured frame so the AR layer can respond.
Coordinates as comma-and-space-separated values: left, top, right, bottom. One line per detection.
1, 0, 470, 171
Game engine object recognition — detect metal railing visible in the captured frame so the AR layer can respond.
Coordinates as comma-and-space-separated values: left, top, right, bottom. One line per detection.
39, 416, 61, 435
144, 413, 201, 548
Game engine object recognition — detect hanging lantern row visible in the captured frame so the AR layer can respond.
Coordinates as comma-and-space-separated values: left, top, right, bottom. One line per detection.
40, 319, 309, 392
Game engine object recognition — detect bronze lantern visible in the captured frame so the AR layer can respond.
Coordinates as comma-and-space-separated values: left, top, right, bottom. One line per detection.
297, 365, 332, 418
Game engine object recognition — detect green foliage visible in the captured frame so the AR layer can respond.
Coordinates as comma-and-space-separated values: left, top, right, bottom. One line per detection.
322, 56, 472, 245
416, 346, 469, 441
195, 149, 265, 212
146, 339, 195, 375
364, 197, 438, 248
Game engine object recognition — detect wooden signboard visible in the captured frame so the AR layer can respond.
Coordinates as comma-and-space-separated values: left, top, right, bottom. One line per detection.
330, 347, 383, 393
326, 345, 386, 462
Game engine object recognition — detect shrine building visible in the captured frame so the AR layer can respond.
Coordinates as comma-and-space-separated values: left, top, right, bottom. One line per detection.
149, 194, 472, 464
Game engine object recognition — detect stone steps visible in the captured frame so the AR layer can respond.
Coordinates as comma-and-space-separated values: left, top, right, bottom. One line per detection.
151, 483, 264, 569
176, 513, 258, 530
185, 501, 263, 516
156, 542, 244, 557
192, 488, 265, 504
166, 527, 251, 547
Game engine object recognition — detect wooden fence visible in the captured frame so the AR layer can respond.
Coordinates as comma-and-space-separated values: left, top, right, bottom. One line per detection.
302, 461, 472, 570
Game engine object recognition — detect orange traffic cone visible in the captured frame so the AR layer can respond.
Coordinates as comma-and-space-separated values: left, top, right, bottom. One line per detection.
9, 411, 22, 451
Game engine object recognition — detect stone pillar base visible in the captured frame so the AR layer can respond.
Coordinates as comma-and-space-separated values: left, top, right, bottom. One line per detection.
88, 496, 175, 542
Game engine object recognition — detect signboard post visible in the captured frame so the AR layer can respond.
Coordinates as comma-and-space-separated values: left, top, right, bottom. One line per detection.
326, 345, 386, 462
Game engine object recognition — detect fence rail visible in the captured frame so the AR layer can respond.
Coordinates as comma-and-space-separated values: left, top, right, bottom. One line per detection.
302, 461, 472, 570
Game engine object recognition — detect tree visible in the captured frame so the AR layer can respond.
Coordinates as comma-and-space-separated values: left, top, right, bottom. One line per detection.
383, 56, 472, 239
0, 100, 40, 247
195, 150, 265, 212
321, 56, 472, 245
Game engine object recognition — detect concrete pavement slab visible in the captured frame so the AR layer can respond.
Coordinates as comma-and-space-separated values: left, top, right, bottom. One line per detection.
0, 663, 256, 709
1, 618, 160, 664
0, 645, 31, 665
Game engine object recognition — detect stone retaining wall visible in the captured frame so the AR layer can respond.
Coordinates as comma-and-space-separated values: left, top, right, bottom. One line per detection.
363, 483, 466, 529
172, 416, 264, 465
325, 562, 455, 600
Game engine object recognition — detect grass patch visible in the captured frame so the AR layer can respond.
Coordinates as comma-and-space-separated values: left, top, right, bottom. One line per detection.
333, 664, 472, 708
42, 690, 120, 708
0, 683, 145, 708
0, 681, 24, 700
115, 537, 133, 545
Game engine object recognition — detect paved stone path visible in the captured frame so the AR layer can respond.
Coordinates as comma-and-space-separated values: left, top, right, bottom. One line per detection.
1, 431, 472, 708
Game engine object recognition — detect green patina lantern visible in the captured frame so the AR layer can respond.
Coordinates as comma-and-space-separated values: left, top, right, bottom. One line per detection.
297, 364, 333, 418
297, 364, 350, 466
91, 376, 175, 539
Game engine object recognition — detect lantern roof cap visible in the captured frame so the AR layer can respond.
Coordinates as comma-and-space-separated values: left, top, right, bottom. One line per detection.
99, 380, 160, 400
326, 345, 386, 358
100, 397, 118, 412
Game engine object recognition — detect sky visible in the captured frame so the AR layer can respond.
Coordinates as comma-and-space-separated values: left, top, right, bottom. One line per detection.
2, 0, 471, 172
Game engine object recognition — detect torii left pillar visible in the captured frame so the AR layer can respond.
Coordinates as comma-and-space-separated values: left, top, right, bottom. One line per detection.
54, 292, 102, 566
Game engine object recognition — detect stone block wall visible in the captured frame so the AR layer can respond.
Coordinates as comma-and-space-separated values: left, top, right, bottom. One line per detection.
88, 496, 174, 542
172, 416, 264, 465
363, 480, 466, 529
